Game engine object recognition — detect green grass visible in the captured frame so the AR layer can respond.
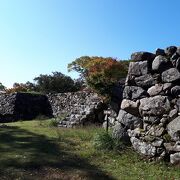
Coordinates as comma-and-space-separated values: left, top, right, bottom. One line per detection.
0, 120, 179, 180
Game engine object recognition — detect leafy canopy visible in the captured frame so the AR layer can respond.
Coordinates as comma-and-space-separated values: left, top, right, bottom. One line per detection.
68, 56, 129, 96
34, 71, 82, 93
6, 72, 83, 94
6, 82, 36, 94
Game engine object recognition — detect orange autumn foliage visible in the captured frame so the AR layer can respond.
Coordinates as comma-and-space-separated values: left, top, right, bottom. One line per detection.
68, 56, 129, 97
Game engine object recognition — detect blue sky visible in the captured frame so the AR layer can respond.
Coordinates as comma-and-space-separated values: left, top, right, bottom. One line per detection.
1, 0, 180, 87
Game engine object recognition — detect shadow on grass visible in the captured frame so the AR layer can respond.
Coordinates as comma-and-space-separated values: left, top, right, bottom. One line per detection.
0, 125, 115, 180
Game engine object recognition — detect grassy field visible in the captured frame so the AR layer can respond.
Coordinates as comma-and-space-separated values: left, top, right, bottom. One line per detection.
0, 119, 179, 180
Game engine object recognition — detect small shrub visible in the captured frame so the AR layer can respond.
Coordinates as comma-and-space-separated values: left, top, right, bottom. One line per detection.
93, 130, 125, 151
48, 118, 59, 127
48, 114, 68, 127
56, 113, 68, 121
163, 133, 171, 142
36, 114, 49, 126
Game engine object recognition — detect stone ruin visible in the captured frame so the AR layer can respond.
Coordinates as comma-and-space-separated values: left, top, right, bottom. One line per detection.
0, 92, 53, 122
0, 91, 106, 127
1, 46, 180, 164
113, 46, 180, 164
48, 91, 106, 127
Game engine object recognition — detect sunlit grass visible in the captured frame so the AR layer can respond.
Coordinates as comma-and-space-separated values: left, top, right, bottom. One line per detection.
0, 119, 179, 180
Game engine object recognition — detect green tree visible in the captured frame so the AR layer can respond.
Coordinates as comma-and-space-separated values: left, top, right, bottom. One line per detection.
68, 56, 92, 78
34, 71, 82, 93
68, 56, 129, 97
0, 82, 6, 91
25, 81, 36, 92
6, 83, 28, 93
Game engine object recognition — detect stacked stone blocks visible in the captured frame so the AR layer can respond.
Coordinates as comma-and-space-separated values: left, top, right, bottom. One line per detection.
114, 46, 180, 164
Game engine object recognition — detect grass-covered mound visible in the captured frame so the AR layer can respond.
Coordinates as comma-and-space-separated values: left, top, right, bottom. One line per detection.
0, 120, 179, 179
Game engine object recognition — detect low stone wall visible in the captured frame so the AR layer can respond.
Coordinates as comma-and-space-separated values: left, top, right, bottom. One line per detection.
0, 91, 107, 127
113, 46, 180, 164
0, 92, 53, 122
48, 91, 107, 127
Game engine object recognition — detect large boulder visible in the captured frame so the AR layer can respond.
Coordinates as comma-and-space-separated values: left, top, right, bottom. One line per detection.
165, 46, 177, 57
170, 152, 180, 164
147, 84, 163, 96
152, 55, 171, 72
139, 95, 171, 116
164, 143, 180, 152
161, 68, 180, 83
126, 61, 149, 85
112, 123, 129, 141
131, 52, 155, 62
128, 61, 148, 76
130, 137, 156, 157
134, 74, 157, 88
116, 109, 142, 129
167, 116, 180, 141
155, 48, 165, 56
121, 99, 140, 116
123, 86, 147, 100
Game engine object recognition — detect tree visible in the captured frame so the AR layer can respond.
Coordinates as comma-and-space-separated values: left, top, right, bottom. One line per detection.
68, 56, 129, 97
0, 82, 6, 91
24, 81, 36, 92
6, 83, 28, 93
34, 71, 82, 93
68, 56, 92, 79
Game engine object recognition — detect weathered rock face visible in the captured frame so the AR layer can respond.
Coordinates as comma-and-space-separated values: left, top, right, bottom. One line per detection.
131, 52, 155, 62
123, 86, 147, 100
0, 91, 106, 127
165, 46, 177, 57
116, 109, 142, 129
121, 99, 140, 116
152, 55, 170, 72
161, 68, 180, 83
112, 123, 129, 141
114, 45, 180, 164
167, 116, 180, 141
139, 96, 171, 116
0, 92, 53, 122
48, 91, 107, 128
130, 137, 156, 157
155, 48, 165, 56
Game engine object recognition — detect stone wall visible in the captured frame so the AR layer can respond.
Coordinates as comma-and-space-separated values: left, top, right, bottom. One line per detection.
102, 79, 125, 128
113, 46, 180, 164
0, 92, 53, 122
48, 91, 107, 127
0, 91, 106, 127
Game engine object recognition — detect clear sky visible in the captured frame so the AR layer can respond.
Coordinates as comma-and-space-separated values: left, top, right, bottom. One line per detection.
1, 0, 180, 87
